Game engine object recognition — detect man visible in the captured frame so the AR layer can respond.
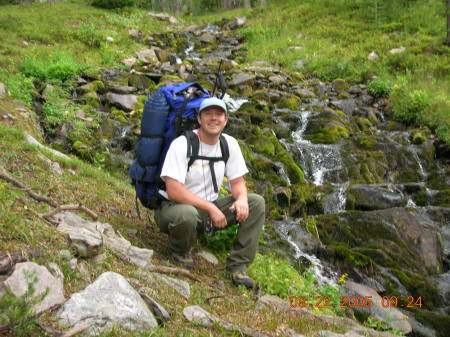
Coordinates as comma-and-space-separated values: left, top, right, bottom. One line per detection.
155, 97, 265, 288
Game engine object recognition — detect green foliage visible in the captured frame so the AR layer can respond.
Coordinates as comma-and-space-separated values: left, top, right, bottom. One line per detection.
92, 0, 136, 9
19, 51, 89, 82
367, 77, 392, 98
364, 317, 405, 336
0, 72, 36, 107
72, 22, 104, 48
201, 224, 238, 253
391, 87, 431, 125
0, 270, 48, 337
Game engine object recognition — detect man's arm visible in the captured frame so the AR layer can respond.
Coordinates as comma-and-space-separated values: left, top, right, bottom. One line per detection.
165, 177, 228, 228
229, 176, 249, 222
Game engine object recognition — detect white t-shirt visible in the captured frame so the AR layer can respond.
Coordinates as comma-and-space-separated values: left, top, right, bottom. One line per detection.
160, 130, 248, 201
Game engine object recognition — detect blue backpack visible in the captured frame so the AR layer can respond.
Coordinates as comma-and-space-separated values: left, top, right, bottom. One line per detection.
128, 82, 230, 210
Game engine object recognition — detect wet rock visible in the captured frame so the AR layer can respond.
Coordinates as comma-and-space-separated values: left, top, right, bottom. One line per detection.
344, 281, 412, 334
434, 272, 450, 306
5, 262, 65, 314
106, 93, 138, 112
348, 184, 407, 210
196, 251, 218, 265
330, 99, 358, 116
275, 186, 290, 208
58, 272, 157, 334
136, 48, 159, 64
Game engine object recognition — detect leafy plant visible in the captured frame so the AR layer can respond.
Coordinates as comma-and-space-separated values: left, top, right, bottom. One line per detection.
19, 51, 89, 82
367, 77, 392, 98
364, 317, 405, 336
201, 224, 238, 253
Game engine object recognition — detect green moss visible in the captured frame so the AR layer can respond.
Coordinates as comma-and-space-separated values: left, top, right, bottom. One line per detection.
329, 244, 374, 267
433, 189, 450, 207
412, 310, 450, 337
385, 121, 404, 131
81, 92, 100, 108
411, 130, 427, 144
389, 269, 440, 308
332, 78, 349, 92
355, 117, 372, 132
254, 138, 275, 156
310, 122, 349, 144
110, 107, 127, 123
357, 135, 377, 149
128, 74, 156, 91
159, 75, 182, 86
278, 94, 300, 110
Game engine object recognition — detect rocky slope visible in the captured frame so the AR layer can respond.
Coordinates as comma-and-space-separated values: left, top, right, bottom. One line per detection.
1, 14, 449, 337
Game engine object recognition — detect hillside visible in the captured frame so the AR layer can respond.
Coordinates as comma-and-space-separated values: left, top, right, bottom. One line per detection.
1, 1, 449, 337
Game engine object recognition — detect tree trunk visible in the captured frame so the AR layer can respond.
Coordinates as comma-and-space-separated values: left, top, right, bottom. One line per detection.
175, 0, 182, 15
260, 0, 267, 7
244, 0, 251, 8
158, 0, 165, 12
223, 0, 232, 9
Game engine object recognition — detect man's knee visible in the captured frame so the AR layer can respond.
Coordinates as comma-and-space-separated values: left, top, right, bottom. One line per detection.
167, 204, 199, 231
248, 193, 265, 213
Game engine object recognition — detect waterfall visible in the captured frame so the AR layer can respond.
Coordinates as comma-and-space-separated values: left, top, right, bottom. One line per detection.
275, 219, 337, 285
292, 110, 343, 186
223, 93, 248, 113
323, 182, 349, 214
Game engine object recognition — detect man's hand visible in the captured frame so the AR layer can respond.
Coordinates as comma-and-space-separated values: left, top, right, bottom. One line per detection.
230, 198, 249, 223
208, 204, 227, 228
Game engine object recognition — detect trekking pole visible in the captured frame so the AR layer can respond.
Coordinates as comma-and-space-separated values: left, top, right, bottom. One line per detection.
211, 59, 224, 98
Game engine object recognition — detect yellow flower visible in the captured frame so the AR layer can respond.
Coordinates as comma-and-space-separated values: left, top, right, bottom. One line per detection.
338, 273, 348, 284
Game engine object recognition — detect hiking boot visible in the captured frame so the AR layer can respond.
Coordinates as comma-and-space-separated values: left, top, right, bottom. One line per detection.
171, 252, 194, 270
231, 271, 255, 289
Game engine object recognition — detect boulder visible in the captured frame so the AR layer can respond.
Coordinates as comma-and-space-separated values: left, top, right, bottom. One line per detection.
343, 281, 412, 334
136, 49, 159, 64
153, 273, 190, 299
229, 73, 256, 87
348, 184, 407, 210
196, 251, 218, 265
225, 16, 247, 30
5, 262, 65, 314
58, 272, 157, 334
58, 222, 103, 257
121, 57, 137, 68
330, 99, 358, 116
106, 93, 138, 112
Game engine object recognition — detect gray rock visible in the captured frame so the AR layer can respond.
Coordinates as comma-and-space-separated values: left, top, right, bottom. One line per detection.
59, 250, 72, 260
198, 33, 216, 44
127, 246, 154, 268
434, 272, 450, 305
58, 272, 157, 334
153, 273, 190, 299
136, 48, 159, 64
229, 73, 256, 87
139, 292, 171, 322
0, 82, 7, 97
121, 57, 137, 68
47, 262, 64, 283
389, 46, 405, 54
106, 93, 138, 112
196, 251, 218, 265
256, 294, 289, 312
25, 134, 70, 160
269, 75, 286, 84
108, 86, 138, 95
69, 258, 78, 271
128, 29, 139, 38
331, 99, 358, 115
295, 88, 316, 98
343, 281, 412, 334
348, 184, 407, 211
226, 16, 246, 30
5, 262, 65, 314
368, 51, 379, 61
183, 305, 217, 326
147, 12, 179, 24
37, 153, 63, 175
58, 223, 103, 258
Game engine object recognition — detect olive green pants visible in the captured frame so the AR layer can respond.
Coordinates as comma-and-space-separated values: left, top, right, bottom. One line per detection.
155, 193, 265, 273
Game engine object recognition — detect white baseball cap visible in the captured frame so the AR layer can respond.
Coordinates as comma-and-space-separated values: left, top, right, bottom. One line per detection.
199, 97, 227, 114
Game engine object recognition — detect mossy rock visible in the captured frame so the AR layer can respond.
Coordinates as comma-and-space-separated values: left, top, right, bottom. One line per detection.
356, 135, 377, 149
83, 67, 101, 80
278, 94, 300, 110
110, 107, 128, 124
158, 75, 183, 86
384, 121, 405, 132
329, 243, 375, 267
78, 80, 105, 95
81, 92, 101, 108
309, 121, 349, 144
128, 74, 156, 91
332, 78, 349, 92
412, 309, 450, 337
432, 189, 450, 207
355, 117, 372, 132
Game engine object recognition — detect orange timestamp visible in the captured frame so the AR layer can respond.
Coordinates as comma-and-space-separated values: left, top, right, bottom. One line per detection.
289, 295, 423, 310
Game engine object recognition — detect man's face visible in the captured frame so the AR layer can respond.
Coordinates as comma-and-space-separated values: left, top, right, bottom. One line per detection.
197, 106, 228, 137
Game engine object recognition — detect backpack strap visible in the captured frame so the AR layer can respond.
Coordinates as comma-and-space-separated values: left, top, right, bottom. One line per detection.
183, 131, 229, 194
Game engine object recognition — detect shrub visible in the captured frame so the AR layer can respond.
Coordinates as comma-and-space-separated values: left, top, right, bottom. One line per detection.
367, 77, 392, 98
92, 0, 136, 9
391, 87, 431, 125
19, 51, 89, 82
